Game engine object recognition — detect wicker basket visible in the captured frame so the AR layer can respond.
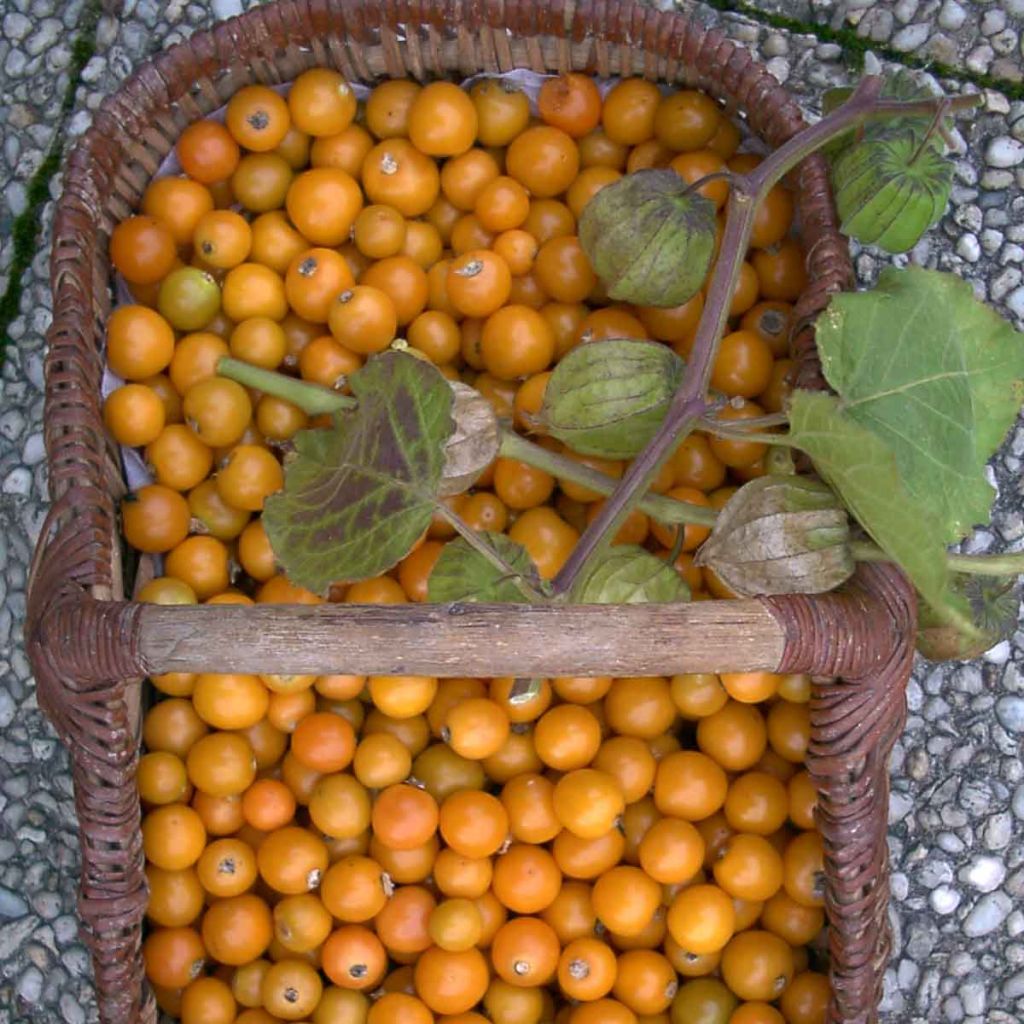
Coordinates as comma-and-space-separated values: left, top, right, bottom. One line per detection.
25, 2, 916, 1022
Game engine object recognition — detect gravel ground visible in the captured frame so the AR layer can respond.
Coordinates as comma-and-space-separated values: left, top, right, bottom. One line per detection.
1, 0, 1023, 1021
754, 0, 1024, 83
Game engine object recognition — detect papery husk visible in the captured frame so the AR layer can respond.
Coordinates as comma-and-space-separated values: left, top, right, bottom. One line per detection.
832, 130, 951, 254
541, 339, 684, 459
694, 476, 855, 596
439, 382, 500, 495
578, 169, 716, 307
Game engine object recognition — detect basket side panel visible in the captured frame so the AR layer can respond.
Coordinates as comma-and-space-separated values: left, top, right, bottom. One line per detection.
765, 562, 916, 1024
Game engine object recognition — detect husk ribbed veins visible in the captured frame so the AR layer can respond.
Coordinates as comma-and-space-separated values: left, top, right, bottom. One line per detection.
541, 340, 685, 458
579, 169, 716, 307
694, 476, 855, 596
833, 131, 951, 254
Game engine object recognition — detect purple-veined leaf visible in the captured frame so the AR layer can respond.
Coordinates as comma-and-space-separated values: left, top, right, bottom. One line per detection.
263, 351, 454, 595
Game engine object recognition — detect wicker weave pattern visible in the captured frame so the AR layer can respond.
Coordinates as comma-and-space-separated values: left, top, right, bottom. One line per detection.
25, 3, 912, 1022
764, 562, 914, 1024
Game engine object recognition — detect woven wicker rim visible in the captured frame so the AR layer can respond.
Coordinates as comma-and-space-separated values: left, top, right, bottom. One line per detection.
25, 3, 915, 1022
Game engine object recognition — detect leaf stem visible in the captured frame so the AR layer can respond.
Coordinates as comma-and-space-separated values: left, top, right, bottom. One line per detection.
948, 552, 1024, 576
852, 539, 1024, 578
700, 426, 798, 447
434, 503, 548, 602
217, 357, 356, 416
908, 99, 950, 166
749, 88, 980, 197
684, 170, 736, 197
552, 74, 977, 597
664, 518, 687, 567
498, 430, 718, 527
850, 540, 894, 563
700, 410, 790, 431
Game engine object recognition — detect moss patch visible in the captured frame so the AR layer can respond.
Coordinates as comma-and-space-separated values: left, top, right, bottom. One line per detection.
704, 0, 1024, 99
0, 0, 104, 365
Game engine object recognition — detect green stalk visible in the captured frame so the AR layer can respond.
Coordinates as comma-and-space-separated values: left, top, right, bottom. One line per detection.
700, 410, 790, 431
216, 358, 719, 529
664, 516, 687, 568
852, 540, 1024, 577
499, 430, 717, 527
217, 357, 356, 416
947, 552, 1024, 576
699, 426, 799, 447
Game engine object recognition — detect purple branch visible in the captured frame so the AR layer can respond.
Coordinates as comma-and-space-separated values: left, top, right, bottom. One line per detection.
551, 75, 980, 596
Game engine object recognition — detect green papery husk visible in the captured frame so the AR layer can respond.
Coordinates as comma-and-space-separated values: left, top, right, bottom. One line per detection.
540, 339, 684, 459
578, 169, 717, 308
574, 545, 691, 604
832, 131, 951, 253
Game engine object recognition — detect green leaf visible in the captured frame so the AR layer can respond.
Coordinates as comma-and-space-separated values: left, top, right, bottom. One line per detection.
427, 532, 541, 603
815, 267, 1024, 542
787, 390, 973, 632
263, 351, 454, 594
821, 85, 854, 117
573, 545, 691, 604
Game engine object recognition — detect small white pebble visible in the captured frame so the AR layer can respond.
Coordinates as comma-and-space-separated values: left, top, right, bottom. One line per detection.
983, 640, 1011, 664
1006, 286, 1024, 321
957, 234, 981, 263
987, 137, 1024, 169
211, 0, 244, 17
21, 433, 45, 467
960, 856, 1007, 893
931, 886, 961, 915
1, 467, 32, 496
765, 57, 789, 84
963, 892, 1013, 936
938, 0, 966, 30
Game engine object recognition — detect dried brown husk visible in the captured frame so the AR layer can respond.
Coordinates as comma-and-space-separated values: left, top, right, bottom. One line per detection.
694, 476, 855, 596
439, 382, 501, 496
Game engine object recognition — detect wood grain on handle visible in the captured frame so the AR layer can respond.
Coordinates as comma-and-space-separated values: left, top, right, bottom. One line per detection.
138, 601, 787, 676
